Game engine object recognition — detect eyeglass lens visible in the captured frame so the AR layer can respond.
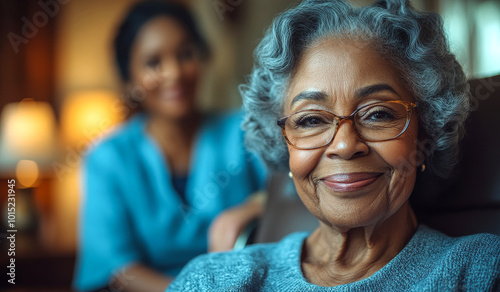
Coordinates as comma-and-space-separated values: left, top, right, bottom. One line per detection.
283, 102, 410, 149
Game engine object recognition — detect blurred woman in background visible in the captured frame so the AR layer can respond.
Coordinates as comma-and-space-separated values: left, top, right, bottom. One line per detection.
73, 1, 267, 291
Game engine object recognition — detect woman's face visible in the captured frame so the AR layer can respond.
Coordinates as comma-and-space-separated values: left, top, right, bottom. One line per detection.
129, 16, 202, 119
285, 39, 421, 230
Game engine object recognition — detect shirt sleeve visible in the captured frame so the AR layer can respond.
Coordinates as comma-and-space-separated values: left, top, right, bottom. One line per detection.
73, 143, 141, 291
238, 113, 269, 191
229, 107, 270, 191
247, 148, 269, 191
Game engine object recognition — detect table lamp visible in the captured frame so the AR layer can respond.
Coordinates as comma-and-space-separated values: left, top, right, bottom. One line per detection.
0, 99, 57, 232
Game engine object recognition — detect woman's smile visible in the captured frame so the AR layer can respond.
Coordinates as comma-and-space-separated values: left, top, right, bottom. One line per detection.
159, 86, 186, 103
320, 172, 383, 193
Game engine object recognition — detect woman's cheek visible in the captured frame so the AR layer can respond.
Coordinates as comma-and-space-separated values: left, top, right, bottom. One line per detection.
377, 141, 419, 178
143, 71, 161, 91
184, 61, 201, 82
182, 64, 201, 97
289, 147, 322, 180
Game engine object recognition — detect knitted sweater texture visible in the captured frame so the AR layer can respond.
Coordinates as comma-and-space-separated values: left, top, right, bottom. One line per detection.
168, 225, 500, 291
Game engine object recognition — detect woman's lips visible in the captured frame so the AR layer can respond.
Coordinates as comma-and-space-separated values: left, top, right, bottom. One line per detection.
160, 87, 185, 101
321, 172, 383, 192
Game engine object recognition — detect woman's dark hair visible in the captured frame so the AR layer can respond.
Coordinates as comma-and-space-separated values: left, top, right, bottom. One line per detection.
113, 0, 210, 81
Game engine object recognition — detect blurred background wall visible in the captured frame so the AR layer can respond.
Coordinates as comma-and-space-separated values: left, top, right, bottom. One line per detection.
0, 0, 499, 290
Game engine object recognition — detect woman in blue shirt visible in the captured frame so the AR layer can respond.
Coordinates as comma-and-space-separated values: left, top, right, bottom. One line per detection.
72, 1, 267, 291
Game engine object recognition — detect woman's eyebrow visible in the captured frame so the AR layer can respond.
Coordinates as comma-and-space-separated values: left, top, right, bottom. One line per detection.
290, 91, 327, 108
290, 84, 401, 108
355, 83, 401, 99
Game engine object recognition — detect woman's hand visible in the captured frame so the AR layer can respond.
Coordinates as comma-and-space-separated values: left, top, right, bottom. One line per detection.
208, 191, 267, 252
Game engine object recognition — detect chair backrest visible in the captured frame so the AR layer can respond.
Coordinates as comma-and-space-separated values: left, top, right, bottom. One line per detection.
414, 74, 500, 236
254, 172, 317, 244
253, 74, 500, 244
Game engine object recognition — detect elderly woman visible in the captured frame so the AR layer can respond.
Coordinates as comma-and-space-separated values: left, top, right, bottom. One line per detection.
168, 0, 500, 290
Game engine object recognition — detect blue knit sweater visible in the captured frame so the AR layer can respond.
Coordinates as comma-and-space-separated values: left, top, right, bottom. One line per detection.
168, 225, 500, 291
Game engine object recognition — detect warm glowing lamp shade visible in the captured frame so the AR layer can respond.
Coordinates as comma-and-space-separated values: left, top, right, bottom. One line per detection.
0, 100, 57, 165
0, 100, 57, 187
61, 90, 123, 150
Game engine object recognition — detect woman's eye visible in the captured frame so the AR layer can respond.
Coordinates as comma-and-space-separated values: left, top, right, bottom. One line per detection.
367, 110, 395, 121
359, 107, 397, 122
145, 58, 160, 68
178, 47, 196, 61
293, 114, 329, 128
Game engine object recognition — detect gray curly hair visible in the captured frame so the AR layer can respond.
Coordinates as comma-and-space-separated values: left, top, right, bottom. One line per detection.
240, 0, 470, 178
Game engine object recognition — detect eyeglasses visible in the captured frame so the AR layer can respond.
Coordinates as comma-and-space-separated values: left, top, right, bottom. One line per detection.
277, 100, 417, 150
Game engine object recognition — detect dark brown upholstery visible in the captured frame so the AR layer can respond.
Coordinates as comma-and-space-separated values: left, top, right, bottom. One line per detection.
415, 74, 500, 236
251, 74, 500, 244
254, 172, 317, 243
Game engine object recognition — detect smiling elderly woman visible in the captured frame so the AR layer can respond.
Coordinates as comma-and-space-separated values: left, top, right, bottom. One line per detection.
167, 0, 500, 290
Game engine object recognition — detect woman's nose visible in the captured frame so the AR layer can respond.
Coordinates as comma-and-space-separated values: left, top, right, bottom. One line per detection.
324, 120, 369, 160
160, 59, 182, 84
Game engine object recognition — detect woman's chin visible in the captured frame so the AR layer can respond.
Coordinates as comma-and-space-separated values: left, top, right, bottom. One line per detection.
313, 188, 389, 230
318, 211, 383, 231
152, 103, 197, 120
